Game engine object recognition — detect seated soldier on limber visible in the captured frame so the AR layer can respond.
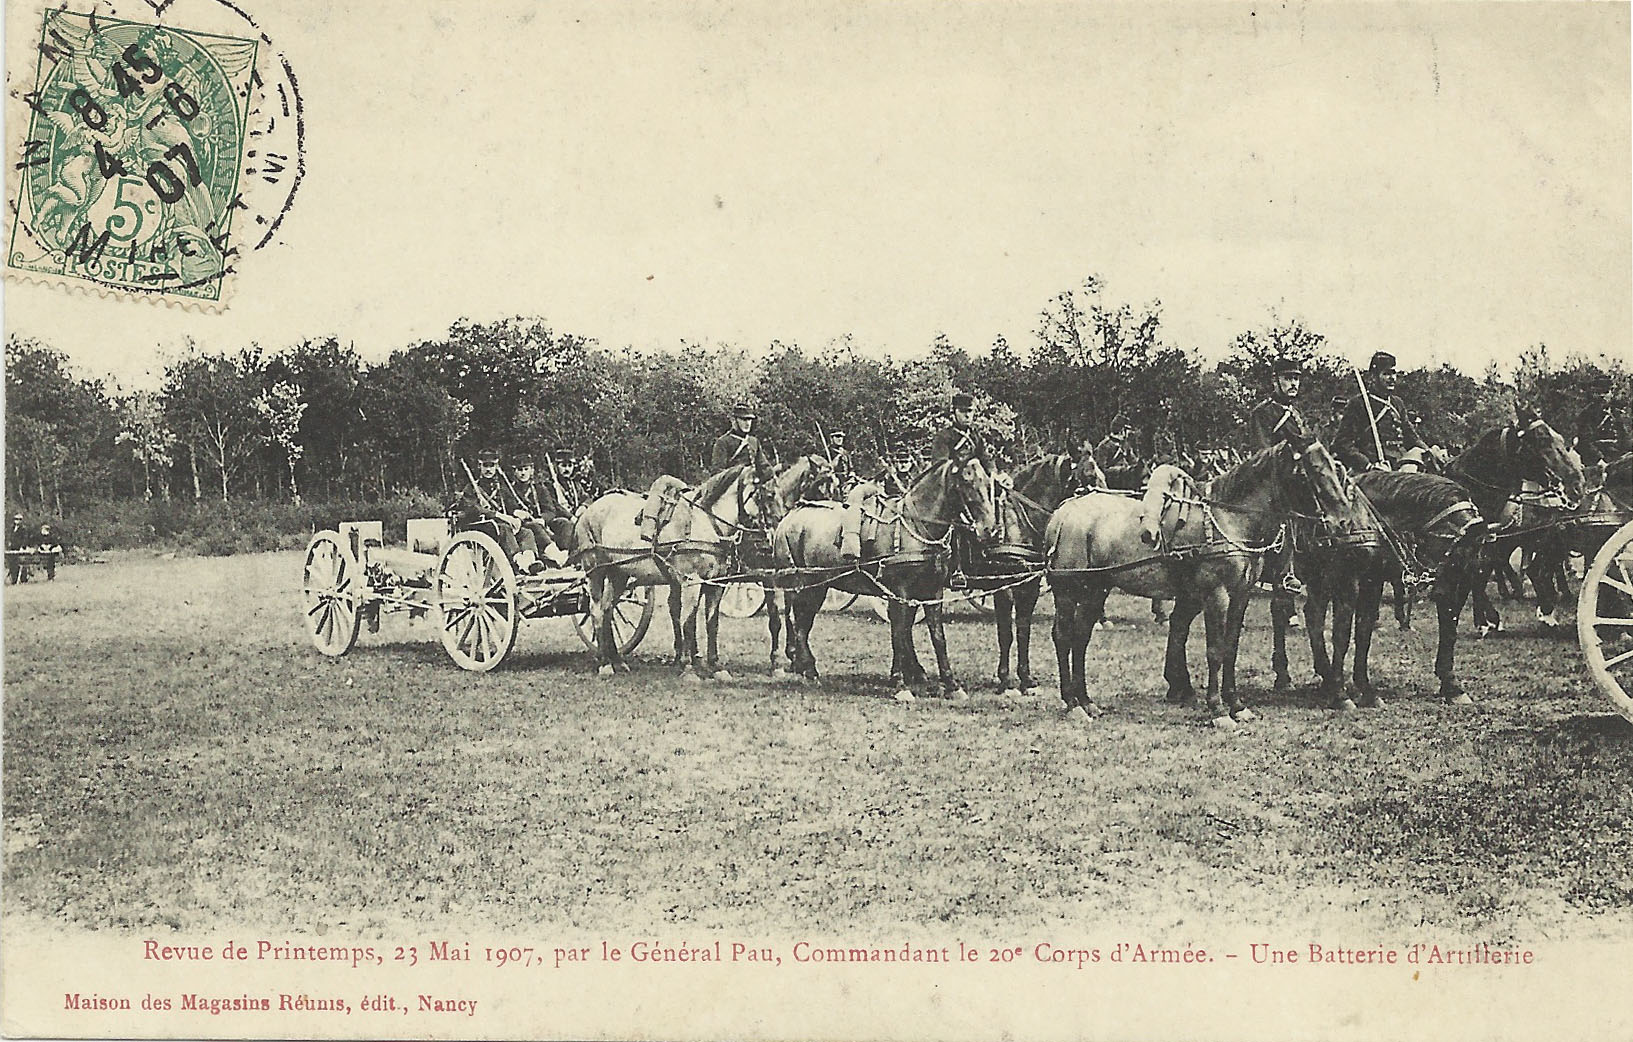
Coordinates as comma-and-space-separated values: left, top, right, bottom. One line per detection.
453, 449, 545, 575
510, 452, 571, 567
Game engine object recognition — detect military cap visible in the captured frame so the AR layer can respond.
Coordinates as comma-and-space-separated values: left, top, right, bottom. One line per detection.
1368, 351, 1398, 373
476, 448, 500, 463
1272, 357, 1304, 377
828, 428, 847, 440
551, 446, 577, 460
732, 400, 757, 418
511, 452, 534, 468
11, 514, 22, 523
951, 392, 974, 410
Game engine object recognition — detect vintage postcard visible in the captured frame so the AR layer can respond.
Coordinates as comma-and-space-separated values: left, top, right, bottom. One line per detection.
3, 1, 1630, 1039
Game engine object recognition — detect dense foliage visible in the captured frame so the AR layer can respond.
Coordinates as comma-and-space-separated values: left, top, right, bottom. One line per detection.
6, 277, 1625, 543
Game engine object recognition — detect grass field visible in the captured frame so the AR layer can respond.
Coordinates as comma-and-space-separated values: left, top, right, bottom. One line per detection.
4, 550, 1631, 943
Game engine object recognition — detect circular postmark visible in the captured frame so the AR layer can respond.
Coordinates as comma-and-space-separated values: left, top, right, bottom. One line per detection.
5, 0, 304, 305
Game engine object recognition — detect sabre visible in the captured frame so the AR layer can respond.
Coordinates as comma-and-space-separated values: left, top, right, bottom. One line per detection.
1353, 365, 1388, 468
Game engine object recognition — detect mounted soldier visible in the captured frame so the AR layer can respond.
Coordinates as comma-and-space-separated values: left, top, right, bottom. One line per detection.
826, 428, 856, 494
1249, 357, 1309, 450
1576, 372, 1628, 467
929, 392, 993, 587
712, 401, 773, 473
930, 392, 992, 469
1333, 351, 1425, 470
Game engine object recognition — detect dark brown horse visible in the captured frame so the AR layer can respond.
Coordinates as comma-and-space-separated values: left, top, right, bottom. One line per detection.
773, 458, 999, 702
1443, 411, 1585, 636
975, 454, 1099, 697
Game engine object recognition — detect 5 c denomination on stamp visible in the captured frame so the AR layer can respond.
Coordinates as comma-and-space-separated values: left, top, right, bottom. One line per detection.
7, 9, 257, 303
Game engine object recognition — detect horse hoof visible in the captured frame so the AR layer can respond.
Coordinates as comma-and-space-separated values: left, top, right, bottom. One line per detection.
770, 668, 789, 682
999, 687, 1023, 701
1332, 698, 1358, 712
1358, 694, 1384, 709
1165, 687, 1196, 705
681, 671, 703, 685
597, 664, 615, 678
946, 687, 969, 703
1232, 707, 1256, 722
1022, 686, 1042, 698
1273, 675, 1292, 693
1210, 715, 1238, 729
1446, 692, 1474, 706
713, 669, 734, 682
1537, 611, 1561, 629
614, 662, 633, 675
893, 689, 916, 704
1065, 705, 1092, 726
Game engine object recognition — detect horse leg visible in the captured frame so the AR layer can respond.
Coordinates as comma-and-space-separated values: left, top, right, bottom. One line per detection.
1270, 584, 1296, 691
1305, 568, 1335, 687
1471, 554, 1502, 637
995, 588, 1017, 695
1052, 590, 1077, 711
1222, 583, 1255, 720
789, 589, 823, 680
1201, 586, 1232, 723
603, 573, 635, 674
590, 572, 615, 676
1352, 568, 1384, 704
704, 584, 731, 680
767, 586, 789, 680
677, 582, 705, 680
1071, 586, 1110, 717
1527, 541, 1563, 630
900, 603, 927, 688
1015, 578, 1042, 694
924, 600, 965, 701
1163, 594, 1201, 705
1435, 560, 1478, 705
1323, 567, 1359, 710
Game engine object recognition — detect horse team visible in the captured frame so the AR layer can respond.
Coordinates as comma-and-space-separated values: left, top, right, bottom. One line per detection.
567, 409, 1621, 726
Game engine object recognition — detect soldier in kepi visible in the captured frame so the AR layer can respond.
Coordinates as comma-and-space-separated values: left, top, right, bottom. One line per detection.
712, 401, 773, 473
509, 453, 571, 566
826, 428, 856, 494
1249, 357, 1309, 451
1249, 358, 1310, 647
1333, 351, 1425, 471
1576, 372, 1628, 468
454, 449, 545, 575
930, 391, 993, 588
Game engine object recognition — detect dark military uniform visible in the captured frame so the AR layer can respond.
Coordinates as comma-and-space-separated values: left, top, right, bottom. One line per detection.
1333, 393, 1424, 470
6, 518, 26, 584
453, 461, 529, 563
1576, 400, 1628, 467
829, 445, 855, 492
1248, 398, 1308, 451
710, 430, 771, 472
930, 423, 991, 467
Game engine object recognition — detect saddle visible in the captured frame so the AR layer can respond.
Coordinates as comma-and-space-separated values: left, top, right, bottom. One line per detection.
636, 476, 688, 543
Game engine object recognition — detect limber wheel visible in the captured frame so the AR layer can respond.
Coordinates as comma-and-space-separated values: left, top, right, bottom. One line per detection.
1578, 520, 1633, 723
575, 581, 656, 656
437, 531, 520, 672
718, 582, 767, 618
303, 531, 363, 657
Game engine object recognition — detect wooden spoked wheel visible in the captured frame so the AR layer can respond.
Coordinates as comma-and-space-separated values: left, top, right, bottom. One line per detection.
303, 531, 363, 656
437, 531, 520, 672
1578, 520, 1633, 723
718, 582, 767, 618
574, 582, 656, 655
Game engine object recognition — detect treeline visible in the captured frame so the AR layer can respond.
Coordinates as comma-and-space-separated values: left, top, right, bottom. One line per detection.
6, 277, 1625, 528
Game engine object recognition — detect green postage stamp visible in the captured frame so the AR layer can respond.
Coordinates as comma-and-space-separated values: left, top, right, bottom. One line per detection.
7, 10, 258, 304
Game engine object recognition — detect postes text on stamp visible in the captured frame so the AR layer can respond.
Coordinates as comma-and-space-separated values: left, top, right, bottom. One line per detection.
7, 10, 257, 303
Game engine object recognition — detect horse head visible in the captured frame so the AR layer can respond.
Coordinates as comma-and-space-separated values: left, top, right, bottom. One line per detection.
1513, 407, 1586, 505
1283, 437, 1367, 530
908, 458, 998, 544
1138, 464, 1192, 548
1071, 450, 1108, 491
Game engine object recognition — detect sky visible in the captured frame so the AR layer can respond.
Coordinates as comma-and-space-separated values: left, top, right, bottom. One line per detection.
4, 0, 1629, 389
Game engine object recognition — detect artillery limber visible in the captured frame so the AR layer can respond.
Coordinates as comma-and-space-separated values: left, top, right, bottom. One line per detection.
302, 517, 653, 672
